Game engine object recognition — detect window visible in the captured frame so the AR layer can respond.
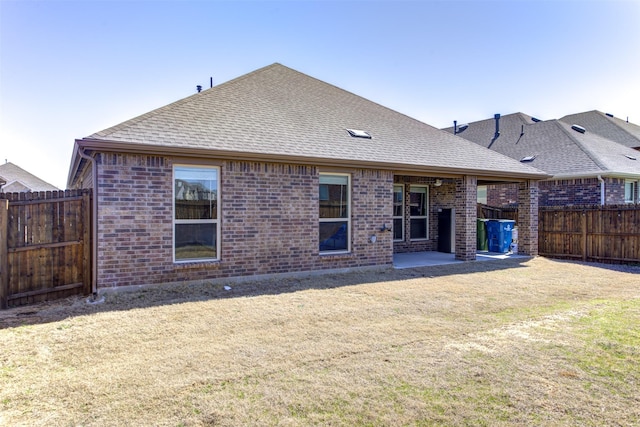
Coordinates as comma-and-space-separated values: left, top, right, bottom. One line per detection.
319, 174, 350, 253
409, 186, 428, 240
173, 165, 220, 262
477, 185, 487, 205
393, 185, 404, 241
624, 180, 637, 203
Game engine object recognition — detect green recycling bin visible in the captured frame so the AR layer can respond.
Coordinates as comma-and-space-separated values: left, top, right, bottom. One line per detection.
477, 219, 489, 251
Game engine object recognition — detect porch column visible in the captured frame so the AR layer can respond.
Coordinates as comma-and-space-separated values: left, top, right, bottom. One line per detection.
517, 180, 539, 256
455, 175, 477, 261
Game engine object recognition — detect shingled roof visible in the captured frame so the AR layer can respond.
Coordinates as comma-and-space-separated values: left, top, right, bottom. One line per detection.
559, 110, 640, 150
69, 64, 547, 186
0, 162, 59, 192
443, 113, 640, 179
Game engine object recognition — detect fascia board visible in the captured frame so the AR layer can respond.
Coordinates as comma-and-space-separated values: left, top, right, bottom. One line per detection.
74, 138, 551, 181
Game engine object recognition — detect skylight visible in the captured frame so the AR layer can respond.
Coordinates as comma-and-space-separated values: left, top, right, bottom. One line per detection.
346, 129, 371, 139
625, 154, 637, 160
571, 124, 586, 134
520, 155, 537, 162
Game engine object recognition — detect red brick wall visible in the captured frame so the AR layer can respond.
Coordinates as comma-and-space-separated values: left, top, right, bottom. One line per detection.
486, 183, 518, 207
603, 178, 627, 205
94, 153, 393, 288
539, 178, 602, 206
454, 176, 477, 260
517, 180, 539, 256
488, 178, 629, 208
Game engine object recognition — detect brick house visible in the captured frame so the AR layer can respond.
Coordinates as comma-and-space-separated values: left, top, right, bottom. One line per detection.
443, 113, 640, 207
67, 64, 546, 290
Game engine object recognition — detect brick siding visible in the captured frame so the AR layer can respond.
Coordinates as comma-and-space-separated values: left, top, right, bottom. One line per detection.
487, 177, 630, 208
454, 176, 477, 260
486, 183, 519, 207
517, 180, 538, 256
94, 153, 394, 288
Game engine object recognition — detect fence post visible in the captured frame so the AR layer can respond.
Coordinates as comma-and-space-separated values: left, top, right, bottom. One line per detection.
0, 199, 9, 309
581, 210, 587, 261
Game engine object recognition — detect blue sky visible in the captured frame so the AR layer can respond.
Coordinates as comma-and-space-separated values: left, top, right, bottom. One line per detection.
1, 0, 639, 189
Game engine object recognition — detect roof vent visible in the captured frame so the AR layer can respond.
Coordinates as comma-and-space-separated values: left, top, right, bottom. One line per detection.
520, 155, 537, 162
346, 129, 371, 139
531, 117, 541, 123
571, 124, 586, 134
605, 113, 614, 118
625, 154, 637, 160
457, 123, 469, 132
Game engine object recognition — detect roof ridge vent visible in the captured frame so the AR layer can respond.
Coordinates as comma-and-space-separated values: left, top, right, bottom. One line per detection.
571, 124, 586, 134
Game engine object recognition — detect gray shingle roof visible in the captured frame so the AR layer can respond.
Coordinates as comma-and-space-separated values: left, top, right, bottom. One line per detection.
559, 110, 640, 150
443, 113, 640, 178
77, 64, 546, 180
0, 162, 59, 192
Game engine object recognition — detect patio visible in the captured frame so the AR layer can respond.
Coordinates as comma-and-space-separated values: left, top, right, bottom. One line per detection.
393, 251, 530, 269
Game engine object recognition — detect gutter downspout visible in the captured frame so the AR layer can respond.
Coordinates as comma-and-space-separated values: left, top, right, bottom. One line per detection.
77, 146, 98, 296
597, 174, 605, 206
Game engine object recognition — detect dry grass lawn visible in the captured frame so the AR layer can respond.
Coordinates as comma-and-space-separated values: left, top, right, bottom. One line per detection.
1, 257, 639, 426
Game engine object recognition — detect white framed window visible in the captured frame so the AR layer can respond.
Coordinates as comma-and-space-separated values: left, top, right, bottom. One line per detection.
393, 184, 404, 241
409, 186, 429, 240
319, 173, 350, 253
624, 180, 637, 203
173, 165, 220, 262
477, 185, 487, 205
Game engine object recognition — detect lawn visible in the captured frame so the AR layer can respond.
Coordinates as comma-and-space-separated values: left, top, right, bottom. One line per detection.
1, 257, 639, 426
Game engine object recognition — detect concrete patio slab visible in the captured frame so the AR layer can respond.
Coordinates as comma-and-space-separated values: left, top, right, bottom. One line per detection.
393, 251, 530, 269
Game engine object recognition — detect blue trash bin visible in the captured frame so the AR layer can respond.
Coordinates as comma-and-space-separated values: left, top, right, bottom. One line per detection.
487, 220, 515, 253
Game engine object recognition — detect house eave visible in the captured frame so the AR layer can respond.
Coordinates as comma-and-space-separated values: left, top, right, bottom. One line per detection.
68, 138, 550, 185
548, 171, 640, 181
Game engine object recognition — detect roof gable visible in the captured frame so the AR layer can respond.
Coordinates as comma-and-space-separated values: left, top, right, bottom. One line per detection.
73, 64, 546, 183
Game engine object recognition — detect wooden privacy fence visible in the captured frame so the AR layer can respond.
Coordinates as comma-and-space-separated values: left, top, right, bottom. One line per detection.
477, 204, 518, 221
538, 205, 640, 264
0, 190, 92, 309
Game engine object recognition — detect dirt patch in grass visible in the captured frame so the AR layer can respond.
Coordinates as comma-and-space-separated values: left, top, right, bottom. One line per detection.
1, 257, 639, 426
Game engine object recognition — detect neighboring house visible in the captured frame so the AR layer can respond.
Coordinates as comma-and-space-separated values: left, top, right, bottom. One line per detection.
559, 110, 640, 151
0, 162, 59, 193
444, 113, 640, 207
67, 63, 547, 290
